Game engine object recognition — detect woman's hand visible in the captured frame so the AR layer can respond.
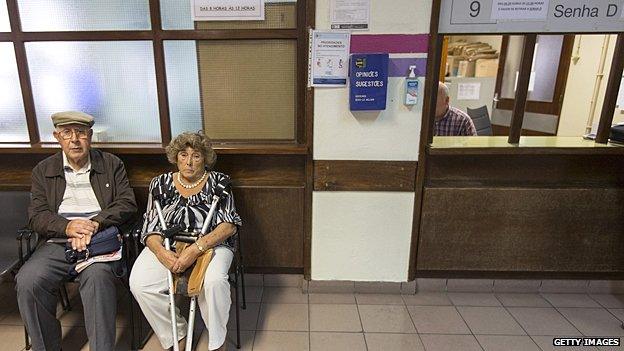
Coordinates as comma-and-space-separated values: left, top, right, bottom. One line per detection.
156, 249, 179, 272
172, 245, 201, 274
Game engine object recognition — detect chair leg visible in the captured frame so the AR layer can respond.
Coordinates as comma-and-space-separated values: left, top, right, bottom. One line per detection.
59, 284, 71, 311
239, 265, 246, 310
234, 273, 241, 349
24, 326, 31, 350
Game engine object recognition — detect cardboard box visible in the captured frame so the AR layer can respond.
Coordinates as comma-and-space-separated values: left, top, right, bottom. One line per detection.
475, 58, 499, 77
446, 55, 462, 76
457, 60, 475, 77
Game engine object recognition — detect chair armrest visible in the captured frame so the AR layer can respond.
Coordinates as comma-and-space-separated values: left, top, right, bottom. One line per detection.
16, 227, 38, 265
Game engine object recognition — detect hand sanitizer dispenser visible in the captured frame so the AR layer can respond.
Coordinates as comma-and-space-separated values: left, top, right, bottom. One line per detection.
404, 65, 418, 106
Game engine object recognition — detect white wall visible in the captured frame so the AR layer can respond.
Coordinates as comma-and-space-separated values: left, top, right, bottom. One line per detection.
558, 35, 620, 136
312, 192, 415, 281
311, 0, 432, 281
315, 0, 431, 34
314, 0, 430, 160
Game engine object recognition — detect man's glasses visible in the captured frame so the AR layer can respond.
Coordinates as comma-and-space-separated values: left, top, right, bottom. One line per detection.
58, 128, 90, 140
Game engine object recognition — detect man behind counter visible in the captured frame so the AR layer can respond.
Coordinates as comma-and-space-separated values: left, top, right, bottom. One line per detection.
434, 82, 477, 136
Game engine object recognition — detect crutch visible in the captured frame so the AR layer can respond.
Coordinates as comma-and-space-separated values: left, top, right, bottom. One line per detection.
152, 187, 183, 351
182, 177, 232, 351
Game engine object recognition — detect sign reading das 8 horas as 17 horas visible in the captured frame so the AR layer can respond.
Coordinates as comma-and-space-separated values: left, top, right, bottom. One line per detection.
349, 53, 389, 111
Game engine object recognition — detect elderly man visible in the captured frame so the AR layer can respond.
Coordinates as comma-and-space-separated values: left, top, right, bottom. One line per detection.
16, 111, 137, 351
434, 82, 477, 136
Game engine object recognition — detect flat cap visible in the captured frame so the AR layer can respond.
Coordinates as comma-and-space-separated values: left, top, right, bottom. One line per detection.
51, 111, 95, 128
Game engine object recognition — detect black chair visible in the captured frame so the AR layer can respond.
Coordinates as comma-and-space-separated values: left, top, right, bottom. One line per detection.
18, 219, 151, 350
0, 191, 31, 280
467, 105, 493, 136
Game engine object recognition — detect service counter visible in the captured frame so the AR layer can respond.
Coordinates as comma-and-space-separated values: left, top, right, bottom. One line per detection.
416, 136, 624, 279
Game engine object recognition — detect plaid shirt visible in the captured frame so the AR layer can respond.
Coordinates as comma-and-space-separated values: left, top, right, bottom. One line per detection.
434, 107, 477, 136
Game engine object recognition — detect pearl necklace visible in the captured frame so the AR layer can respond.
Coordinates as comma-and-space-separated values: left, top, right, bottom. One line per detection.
177, 170, 207, 189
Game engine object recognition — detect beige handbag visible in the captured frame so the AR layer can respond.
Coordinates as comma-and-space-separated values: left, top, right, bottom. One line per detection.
173, 242, 214, 296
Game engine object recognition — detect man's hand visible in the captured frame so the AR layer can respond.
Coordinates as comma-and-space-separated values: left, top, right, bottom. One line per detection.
68, 235, 90, 252
172, 245, 200, 274
156, 249, 179, 273
66, 219, 98, 239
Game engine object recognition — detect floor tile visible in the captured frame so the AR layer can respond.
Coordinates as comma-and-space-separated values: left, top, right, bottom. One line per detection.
608, 308, 624, 322
495, 293, 551, 307
309, 304, 361, 332
457, 306, 526, 335
407, 306, 470, 334
358, 305, 416, 333
0, 325, 28, 351
355, 293, 404, 305
256, 304, 309, 331
447, 279, 493, 292
402, 292, 452, 306
0, 306, 24, 326
531, 335, 598, 351
354, 282, 402, 294
419, 334, 482, 351
507, 307, 580, 336
242, 273, 263, 287
308, 293, 355, 304
227, 302, 260, 330
558, 308, 624, 336
416, 278, 447, 292
365, 333, 425, 351
542, 294, 601, 308
239, 286, 263, 303
448, 293, 502, 306
588, 280, 624, 294
540, 280, 589, 294
263, 274, 303, 288
310, 332, 366, 351
262, 287, 308, 304
476, 335, 540, 351
308, 280, 354, 294
196, 329, 254, 351
590, 295, 624, 309
494, 280, 541, 293
253, 331, 309, 351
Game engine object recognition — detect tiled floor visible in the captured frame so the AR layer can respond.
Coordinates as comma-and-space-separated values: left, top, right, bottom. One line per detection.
1, 282, 624, 350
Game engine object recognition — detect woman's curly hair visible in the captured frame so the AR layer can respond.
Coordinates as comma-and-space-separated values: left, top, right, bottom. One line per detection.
165, 131, 217, 170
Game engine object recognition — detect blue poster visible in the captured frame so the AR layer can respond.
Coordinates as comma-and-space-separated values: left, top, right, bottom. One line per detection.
349, 53, 389, 111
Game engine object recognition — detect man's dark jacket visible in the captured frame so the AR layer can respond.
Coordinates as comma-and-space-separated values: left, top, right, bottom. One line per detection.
28, 149, 137, 238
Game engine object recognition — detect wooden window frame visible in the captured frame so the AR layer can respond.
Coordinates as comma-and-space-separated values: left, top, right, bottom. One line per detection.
1, 0, 313, 150
494, 34, 575, 117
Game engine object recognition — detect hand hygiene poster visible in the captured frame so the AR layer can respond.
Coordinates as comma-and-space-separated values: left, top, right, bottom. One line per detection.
310, 31, 351, 87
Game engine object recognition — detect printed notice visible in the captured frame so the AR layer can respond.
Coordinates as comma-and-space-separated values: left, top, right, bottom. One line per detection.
491, 0, 550, 20
330, 0, 370, 30
192, 0, 265, 21
457, 82, 481, 100
310, 31, 351, 87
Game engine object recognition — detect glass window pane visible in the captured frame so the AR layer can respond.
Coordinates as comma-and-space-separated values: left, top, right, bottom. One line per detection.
0, 43, 29, 142
18, 0, 150, 31
501, 36, 524, 99
501, 35, 563, 102
26, 41, 160, 142
161, 0, 296, 30
0, 1, 10, 32
529, 35, 563, 102
164, 41, 202, 137
197, 40, 296, 140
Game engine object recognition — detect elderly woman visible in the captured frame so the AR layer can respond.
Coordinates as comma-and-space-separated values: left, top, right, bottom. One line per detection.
130, 132, 241, 351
